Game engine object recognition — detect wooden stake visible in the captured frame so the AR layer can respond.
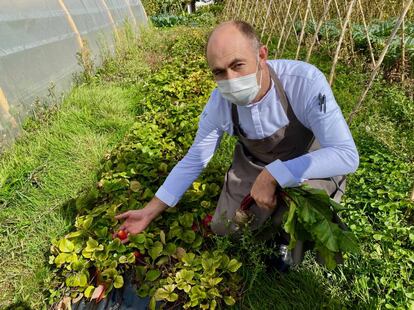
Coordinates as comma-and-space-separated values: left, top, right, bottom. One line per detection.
333, 0, 344, 29
249, 0, 261, 25
278, 4, 300, 58
358, 0, 376, 67
348, 0, 413, 123
296, 0, 311, 59
329, 0, 356, 85
401, 0, 406, 83
306, 0, 332, 62
237, 0, 243, 18
273, 0, 293, 51
261, 0, 274, 40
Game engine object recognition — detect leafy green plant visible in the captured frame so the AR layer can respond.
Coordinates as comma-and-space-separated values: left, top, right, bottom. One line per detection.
279, 186, 359, 270
150, 12, 216, 28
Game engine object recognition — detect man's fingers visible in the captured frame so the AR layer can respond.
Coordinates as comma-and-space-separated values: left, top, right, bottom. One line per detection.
115, 211, 130, 220
256, 199, 276, 210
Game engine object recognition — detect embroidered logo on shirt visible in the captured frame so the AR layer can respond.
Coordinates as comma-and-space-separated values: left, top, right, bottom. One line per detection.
318, 93, 326, 113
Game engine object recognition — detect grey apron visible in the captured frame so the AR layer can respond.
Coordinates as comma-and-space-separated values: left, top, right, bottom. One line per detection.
211, 67, 346, 264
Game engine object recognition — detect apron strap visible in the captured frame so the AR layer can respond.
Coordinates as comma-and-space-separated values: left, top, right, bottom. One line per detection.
268, 67, 289, 116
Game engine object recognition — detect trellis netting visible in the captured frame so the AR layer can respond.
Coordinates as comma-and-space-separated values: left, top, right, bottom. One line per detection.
0, 0, 148, 152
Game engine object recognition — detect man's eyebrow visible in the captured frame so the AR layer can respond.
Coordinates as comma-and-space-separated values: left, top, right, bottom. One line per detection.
212, 58, 246, 72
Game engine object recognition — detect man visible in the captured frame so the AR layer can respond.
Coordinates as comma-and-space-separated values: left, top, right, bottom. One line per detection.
115, 21, 359, 261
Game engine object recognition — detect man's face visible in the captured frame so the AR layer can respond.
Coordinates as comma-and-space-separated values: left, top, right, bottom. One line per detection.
206, 26, 263, 82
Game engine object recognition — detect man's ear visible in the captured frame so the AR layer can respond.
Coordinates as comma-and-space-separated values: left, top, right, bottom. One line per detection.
259, 45, 268, 61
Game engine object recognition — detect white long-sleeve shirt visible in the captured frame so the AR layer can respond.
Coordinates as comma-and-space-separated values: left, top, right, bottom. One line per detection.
155, 59, 359, 207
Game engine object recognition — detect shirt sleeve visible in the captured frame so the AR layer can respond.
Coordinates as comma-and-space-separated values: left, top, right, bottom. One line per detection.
265, 71, 359, 187
155, 97, 224, 207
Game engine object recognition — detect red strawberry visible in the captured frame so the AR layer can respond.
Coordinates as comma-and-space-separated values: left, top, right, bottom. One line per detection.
202, 214, 213, 227
117, 230, 128, 240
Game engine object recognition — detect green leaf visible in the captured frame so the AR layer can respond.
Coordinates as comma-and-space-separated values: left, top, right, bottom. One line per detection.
129, 233, 146, 244
130, 180, 142, 192
182, 253, 196, 266
226, 259, 242, 273
58, 238, 75, 253
181, 230, 196, 243
156, 256, 169, 266
296, 196, 318, 225
283, 201, 297, 249
127, 252, 136, 263
179, 213, 194, 228
137, 283, 150, 298
159, 230, 166, 245
145, 270, 161, 282
85, 238, 100, 252
208, 277, 223, 286
223, 296, 236, 306
54, 253, 71, 266
114, 275, 124, 288
149, 296, 157, 310
167, 293, 178, 302
154, 285, 177, 301
330, 199, 346, 212
192, 235, 203, 248
142, 188, 154, 200
66, 231, 84, 239
176, 269, 194, 282
313, 220, 341, 252
208, 287, 222, 298
108, 238, 126, 253
165, 243, 177, 255
79, 273, 88, 287
315, 243, 337, 270
339, 230, 359, 253
66, 275, 80, 287
95, 227, 108, 239
101, 267, 117, 279
148, 241, 163, 260
373, 234, 383, 241
82, 217, 93, 230
84, 286, 95, 298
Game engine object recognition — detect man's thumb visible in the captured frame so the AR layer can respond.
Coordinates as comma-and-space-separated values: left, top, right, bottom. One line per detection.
115, 211, 130, 220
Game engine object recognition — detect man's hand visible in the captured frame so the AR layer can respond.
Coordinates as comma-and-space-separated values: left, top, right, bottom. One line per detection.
114, 197, 168, 244
250, 168, 277, 210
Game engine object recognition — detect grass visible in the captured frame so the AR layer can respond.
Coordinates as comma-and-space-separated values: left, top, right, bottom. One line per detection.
0, 85, 141, 308
0, 25, 181, 309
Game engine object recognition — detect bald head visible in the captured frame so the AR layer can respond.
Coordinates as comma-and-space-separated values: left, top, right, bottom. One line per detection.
206, 21, 267, 81
206, 21, 261, 56
205, 21, 271, 104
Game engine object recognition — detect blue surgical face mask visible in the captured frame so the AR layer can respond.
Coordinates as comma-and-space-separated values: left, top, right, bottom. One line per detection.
217, 57, 263, 106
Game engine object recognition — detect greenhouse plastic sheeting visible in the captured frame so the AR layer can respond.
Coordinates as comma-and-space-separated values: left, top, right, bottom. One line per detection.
0, 0, 147, 151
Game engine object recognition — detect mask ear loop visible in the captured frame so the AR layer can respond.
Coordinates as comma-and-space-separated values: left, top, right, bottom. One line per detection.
256, 54, 263, 88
